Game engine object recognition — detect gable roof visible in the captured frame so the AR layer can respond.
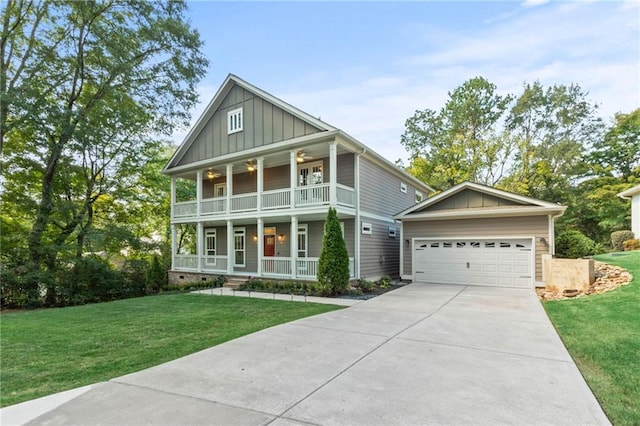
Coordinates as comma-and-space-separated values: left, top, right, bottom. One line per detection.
164, 74, 337, 171
618, 183, 640, 199
394, 181, 566, 220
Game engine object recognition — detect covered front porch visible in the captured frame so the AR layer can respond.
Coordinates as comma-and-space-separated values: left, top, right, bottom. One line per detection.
171, 216, 356, 281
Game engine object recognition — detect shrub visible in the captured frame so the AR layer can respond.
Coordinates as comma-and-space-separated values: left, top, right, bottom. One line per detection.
622, 239, 640, 251
0, 269, 45, 309
317, 207, 350, 295
378, 275, 393, 289
356, 278, 376, 293
555, 230, 595, 259
121, 259, 149, 298
612, 230, 635, 251
59, 256, 124, 305
146, 255, 167, 293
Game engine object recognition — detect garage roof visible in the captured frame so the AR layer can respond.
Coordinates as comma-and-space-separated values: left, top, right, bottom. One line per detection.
394, 181, 566, 221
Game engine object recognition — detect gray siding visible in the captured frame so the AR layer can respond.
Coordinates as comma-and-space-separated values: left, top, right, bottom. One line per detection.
359, 157, 419, 217
264, 165, 290, 190
306, 219, 354, 257
233, 224, 257, 273
233, 171, 257, 194
359, 217, 400, 280
401, 216, 550, 281
423, 189, 521, 211
177, 85, 322, 166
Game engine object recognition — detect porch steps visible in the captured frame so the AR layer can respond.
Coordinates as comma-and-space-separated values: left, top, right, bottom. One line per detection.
224, 276, 250, 289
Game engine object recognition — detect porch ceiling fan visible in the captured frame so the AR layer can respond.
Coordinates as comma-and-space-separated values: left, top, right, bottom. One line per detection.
296, 151, 313, 163
245, 160, 256, 172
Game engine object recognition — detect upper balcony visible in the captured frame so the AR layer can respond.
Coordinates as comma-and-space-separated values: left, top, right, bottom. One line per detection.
170, 142, 356, 220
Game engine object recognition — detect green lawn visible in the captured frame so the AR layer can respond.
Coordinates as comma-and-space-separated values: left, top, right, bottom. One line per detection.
543, 251, 640, 425
0, 294, 342, 407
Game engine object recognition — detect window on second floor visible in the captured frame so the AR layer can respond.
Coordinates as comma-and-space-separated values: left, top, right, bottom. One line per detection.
227, 108, 243, 134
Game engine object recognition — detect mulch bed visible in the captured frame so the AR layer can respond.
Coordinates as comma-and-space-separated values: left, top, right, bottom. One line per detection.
536, 261, 633, 301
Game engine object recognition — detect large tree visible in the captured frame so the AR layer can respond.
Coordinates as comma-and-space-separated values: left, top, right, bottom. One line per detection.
1, 0, 208, 273
401, 77, 514, 190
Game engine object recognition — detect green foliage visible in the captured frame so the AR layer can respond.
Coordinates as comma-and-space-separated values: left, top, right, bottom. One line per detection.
623, 239, 640, 251
1, 0, 207, 277
589, 109, 640, 179
378, 275, 393, 289
401, 77, 514, 189
612, 230, 635, 251
0, 269, 44, 309
58, 257, 126, 305
239, 279, 329, 297
555, 230, 596, 259
317, 207, 350, 295
146, 256, 167, 293
356, 278, 377, 293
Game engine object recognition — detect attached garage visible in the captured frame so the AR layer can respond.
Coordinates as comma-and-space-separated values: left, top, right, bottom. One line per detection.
395, 182, 566, 289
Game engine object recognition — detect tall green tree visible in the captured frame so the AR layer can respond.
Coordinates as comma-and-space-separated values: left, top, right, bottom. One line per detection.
401, 77, 514, 190
317, 207, 350, 295
1, 0, 208, 273
503, 81, 603, 201
588, 108, 640, 180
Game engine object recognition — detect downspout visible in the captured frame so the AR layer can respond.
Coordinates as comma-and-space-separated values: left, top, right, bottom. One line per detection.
354, 147, 366, 280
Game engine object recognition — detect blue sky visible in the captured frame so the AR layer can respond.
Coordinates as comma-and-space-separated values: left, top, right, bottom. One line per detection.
176, 1, 640, 162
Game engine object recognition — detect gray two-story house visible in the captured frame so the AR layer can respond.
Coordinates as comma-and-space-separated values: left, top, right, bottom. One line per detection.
164, 74, 433, 284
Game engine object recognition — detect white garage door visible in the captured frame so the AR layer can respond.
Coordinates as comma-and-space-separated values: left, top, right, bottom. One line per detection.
414, 238, 533, 288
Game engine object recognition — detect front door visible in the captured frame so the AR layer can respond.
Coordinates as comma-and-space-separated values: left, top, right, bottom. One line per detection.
264, 235, 276, 257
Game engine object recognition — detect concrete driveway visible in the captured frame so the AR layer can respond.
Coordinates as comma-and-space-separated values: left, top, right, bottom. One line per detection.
2, 284, 610, 425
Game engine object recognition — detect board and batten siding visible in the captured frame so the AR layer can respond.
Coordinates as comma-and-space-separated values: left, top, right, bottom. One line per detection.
359, 157, 419, 217
402, 216, 550, 281
424, 188, 521, 211
177, 85, 322, 166
359, 217, 401, 280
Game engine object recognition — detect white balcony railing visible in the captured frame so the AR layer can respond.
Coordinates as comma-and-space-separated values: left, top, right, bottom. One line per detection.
172, 185, 355, 219
201, 198, 226, 215
262, 189, 291, 210
295, 184, 330, 207
231, 193, 257, 212
262, 257, 292, 276
174, 201, 197, 217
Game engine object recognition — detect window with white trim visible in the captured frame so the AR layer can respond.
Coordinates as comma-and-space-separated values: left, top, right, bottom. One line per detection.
361, 222, 372, 235
400, 182, 407, 193
227, 108, 243, 134
415, 190, 423, 203
297, 224, 308, 258
205, 230, 216, 265
233, 227, 245, 267
388, 227, 397, 238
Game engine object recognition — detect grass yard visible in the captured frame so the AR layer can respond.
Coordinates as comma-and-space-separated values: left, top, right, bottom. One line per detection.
543, 251, 640, 425
0, 294, 342, 407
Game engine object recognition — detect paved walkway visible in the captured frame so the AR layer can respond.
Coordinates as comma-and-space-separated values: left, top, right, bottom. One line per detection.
191, 287, 364, 306
1, 284, 610, 425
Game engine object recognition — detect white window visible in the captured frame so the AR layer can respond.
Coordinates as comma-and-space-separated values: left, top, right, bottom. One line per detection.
400, 182, 407, 193
298, 161, 323, 186
361, 222, 372, 235
205, 230, 216, 265
388, 227, 397, 238
415, 190, 423, 203
227, 108, 243, 134
233, 227, 245, 267
214, 183, 226, 198
340, 222, 345, 238
297, 224, 308, 258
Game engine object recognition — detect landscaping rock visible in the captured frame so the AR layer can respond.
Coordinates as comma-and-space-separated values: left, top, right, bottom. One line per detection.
537, 261, 633, 301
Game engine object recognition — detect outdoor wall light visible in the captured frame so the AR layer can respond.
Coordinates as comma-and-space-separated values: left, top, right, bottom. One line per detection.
277, 234, 285, 243
252, 234, 258, 242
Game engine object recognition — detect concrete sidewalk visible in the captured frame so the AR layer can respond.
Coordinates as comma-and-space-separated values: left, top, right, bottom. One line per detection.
1, 284, 610, 425
191, 287, 364, 306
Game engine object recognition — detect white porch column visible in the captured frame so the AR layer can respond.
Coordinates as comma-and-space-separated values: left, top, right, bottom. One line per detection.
354, 153, 361, 279
257, 218, 263, 276
329, 141, 337, 207
226, 164, 233, 214
196, 170, 202, 217
171, 224, 177, 270
226, 220, 233, 274
197, 222, 204, 272
170, 177, 176, 219
257, 157, 264, 212
290, 215, 298, 279
290, 150, 297, 208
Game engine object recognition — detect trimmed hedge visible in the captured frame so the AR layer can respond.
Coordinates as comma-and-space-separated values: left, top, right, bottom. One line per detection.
612, 230, 635, 251
556, 230, 595, 259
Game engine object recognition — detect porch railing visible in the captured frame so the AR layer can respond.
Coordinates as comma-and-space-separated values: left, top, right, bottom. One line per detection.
295, 183, 330, 207
336, 184, 356, 207
174, 201, 197, 217
174, 254, 199, 270
201, 198, 226, 215
262, 257, 292, 276
231, 193, 257, 212
262, 188, 291, 210
200, 255, 228, 272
